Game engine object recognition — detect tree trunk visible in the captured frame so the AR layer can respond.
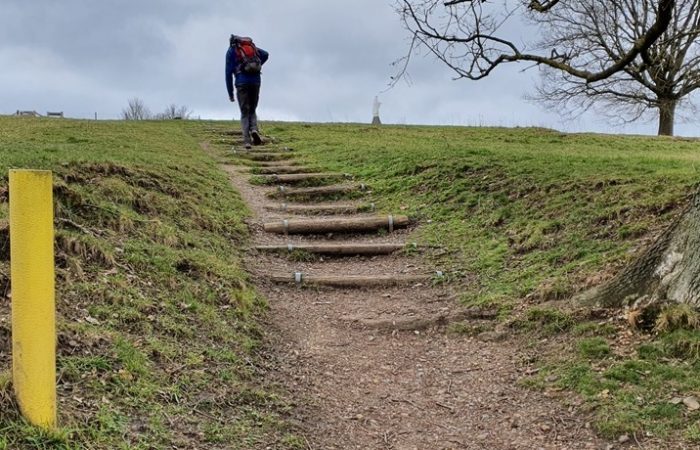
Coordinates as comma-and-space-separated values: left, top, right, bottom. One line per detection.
657, 98, 677, 136
580, 190, 700, 308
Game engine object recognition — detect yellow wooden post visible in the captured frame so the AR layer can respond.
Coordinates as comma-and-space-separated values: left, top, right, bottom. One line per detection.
9, 169, 56, 429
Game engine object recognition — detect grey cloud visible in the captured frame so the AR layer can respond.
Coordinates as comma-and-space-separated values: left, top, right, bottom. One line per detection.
0, 0, 696, 136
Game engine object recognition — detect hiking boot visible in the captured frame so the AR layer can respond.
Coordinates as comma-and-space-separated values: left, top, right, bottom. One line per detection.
251, 130, 262, 146
244, 143, 252, 150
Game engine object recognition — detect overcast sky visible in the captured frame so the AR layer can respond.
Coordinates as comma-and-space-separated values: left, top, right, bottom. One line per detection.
1, 0, 698, 136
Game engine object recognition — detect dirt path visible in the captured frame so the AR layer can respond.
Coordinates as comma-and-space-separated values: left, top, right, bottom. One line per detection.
217, 143, 609, 450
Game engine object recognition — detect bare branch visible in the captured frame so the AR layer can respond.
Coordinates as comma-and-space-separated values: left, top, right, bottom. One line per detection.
533, 0, 700, 136
396, 0, 675, 82
394, 0, 700, 136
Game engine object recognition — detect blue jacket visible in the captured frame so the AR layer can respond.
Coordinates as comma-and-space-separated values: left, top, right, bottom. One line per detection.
226, 44, 269, 97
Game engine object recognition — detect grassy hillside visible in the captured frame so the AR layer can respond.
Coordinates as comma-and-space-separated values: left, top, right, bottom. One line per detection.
256, 122, 700, 442
265, 123, 699, 310
0, 117, 300, 449
2, 117, 700, 446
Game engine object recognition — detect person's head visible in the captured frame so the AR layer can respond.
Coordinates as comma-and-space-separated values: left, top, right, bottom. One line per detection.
230, 34, 238, 46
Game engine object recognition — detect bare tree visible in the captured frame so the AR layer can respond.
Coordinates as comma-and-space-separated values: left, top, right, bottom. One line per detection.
394, 0, 674, 83
533, 0, 700, 136
121, 98, 151, 120
155, 104, 193, 120
397, 0, 700, 313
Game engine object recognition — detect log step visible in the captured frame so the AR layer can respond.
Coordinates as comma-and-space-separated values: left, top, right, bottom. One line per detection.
257, 173, 348, 185
266, 184, 367, 199
251, 166, 317, 175
246, 147, 294, 154
264, 203, 375, 215
269, 272, 442, 288
245, 147, 293, 154
238, 152, 296, 161
255, 243, 407, 256
255, 160, 304, 167
263, 215, 409, 235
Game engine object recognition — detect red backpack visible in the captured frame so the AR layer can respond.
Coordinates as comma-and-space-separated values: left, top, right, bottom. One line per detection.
232, 36, 262, 75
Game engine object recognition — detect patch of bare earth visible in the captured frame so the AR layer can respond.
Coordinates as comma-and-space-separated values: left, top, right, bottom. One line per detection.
218, 150, 609, 449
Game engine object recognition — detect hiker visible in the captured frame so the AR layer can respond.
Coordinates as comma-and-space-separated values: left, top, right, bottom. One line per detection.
226, 35, 269, 150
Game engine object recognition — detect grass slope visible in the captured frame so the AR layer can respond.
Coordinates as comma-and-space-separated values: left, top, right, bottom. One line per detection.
3, 118, 700, 446
0, 117, 300, 449
265, 123, 699, 308
259, 122, 700, 443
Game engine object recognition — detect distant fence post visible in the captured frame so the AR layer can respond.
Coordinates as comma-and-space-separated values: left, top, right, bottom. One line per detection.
9, 169, 56, 429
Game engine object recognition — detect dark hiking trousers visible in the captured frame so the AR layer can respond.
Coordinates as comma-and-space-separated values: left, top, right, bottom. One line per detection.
236, 84, 260, 145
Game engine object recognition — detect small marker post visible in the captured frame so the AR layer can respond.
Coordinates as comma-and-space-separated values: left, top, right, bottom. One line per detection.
9, 169, 57, 429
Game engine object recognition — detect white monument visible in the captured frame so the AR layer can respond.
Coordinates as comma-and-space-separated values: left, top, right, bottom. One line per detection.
372, 96, 382, 125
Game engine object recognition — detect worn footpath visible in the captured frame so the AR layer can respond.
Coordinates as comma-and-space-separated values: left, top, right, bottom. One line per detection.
211, 135, 609, 450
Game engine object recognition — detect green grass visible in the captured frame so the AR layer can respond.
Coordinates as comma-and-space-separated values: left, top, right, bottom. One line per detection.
261, 123, 699, 307
0, 117, 301, 449
3, 118, 700, 446
512, 307, 575, 335
255, 122, 700, 444
578, 337, 612, 358
528, 330, 700, 440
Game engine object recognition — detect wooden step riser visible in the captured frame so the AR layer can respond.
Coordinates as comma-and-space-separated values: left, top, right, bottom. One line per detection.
264, 223, 402, 235
255, 244, 406, 256
238, 153, 296, 161
254, 160, 304, 167
264, 204, 374, 215
269, 274, 436, 288
264, 215, 409, 235
256, 174, 347, 185
266, 192, 360, 202
244, 149, 293, 154
252, 167, 317, 175
266, 184, 366, 200
245, 149, 294, 153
